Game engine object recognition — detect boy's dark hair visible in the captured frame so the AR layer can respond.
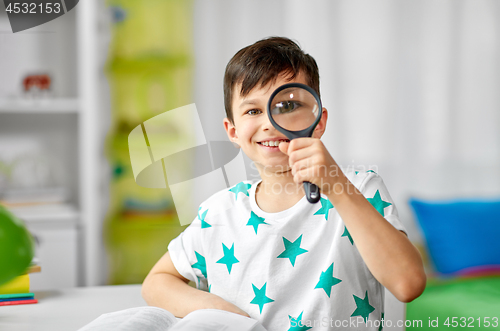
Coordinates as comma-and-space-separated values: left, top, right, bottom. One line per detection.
224, 36, 320, 123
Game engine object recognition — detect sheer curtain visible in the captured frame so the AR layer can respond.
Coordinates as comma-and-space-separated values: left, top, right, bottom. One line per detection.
193, 0, 500, 241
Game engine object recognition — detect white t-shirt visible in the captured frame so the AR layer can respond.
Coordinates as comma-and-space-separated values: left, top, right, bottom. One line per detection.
168, 170, 406, 330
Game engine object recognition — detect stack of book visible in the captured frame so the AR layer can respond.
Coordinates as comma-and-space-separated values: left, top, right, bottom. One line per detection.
0, 264, 40, 306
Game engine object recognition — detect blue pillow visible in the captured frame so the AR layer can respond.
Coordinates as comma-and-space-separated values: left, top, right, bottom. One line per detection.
409, 197, 500, 276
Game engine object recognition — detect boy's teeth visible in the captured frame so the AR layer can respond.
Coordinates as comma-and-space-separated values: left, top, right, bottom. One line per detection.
261, 140, 287, 147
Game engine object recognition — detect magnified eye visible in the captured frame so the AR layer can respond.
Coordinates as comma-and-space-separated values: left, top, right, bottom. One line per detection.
273, 100, 301, 114
281, 101, 296, 112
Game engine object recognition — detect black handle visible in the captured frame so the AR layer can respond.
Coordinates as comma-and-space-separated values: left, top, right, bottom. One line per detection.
304, 181, 320, 203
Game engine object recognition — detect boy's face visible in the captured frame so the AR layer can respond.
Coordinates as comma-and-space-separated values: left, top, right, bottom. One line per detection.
223, 72, 327, 175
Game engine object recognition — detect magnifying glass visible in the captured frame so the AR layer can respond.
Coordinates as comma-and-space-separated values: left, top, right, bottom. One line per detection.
267, 83, 323, 204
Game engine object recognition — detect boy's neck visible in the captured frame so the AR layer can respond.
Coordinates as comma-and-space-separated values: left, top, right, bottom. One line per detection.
255, 168, 305, 213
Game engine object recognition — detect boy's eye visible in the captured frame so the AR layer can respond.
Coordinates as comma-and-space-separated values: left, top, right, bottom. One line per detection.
272, 101, 302, 115
246, 109, 262, 115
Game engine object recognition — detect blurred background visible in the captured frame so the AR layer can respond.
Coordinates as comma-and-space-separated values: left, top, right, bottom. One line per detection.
0, 0, 499, 316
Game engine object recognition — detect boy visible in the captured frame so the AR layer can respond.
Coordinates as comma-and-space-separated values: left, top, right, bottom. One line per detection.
142, 37, 426, 330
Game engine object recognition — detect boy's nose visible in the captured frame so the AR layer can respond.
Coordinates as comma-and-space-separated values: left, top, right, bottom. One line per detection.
261, 115, 275, 131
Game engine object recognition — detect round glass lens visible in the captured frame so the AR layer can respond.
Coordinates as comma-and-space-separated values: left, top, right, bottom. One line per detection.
269, 87, 319, 132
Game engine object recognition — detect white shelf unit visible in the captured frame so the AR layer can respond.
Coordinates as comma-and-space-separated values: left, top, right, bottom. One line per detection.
0, 98, 79, 113
0, 1, 102, 289
77, 0, 103, 287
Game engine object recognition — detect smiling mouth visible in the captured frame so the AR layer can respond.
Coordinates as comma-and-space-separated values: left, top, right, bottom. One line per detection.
258, 139, 289, 147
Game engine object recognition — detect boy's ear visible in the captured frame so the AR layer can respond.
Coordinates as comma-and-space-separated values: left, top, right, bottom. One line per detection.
223, 117, 240, 147
312, 107, 328, 139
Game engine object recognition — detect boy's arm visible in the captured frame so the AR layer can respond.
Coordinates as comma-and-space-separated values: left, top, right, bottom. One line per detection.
324, 175, 426, 303
281, 138, 426, 303
142, 251, 250, 317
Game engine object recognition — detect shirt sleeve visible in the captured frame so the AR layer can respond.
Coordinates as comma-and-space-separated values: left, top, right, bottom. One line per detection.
167, 209, 209, 291
358, 172, 407, 235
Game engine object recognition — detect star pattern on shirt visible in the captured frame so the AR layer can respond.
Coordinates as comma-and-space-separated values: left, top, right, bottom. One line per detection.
379, 312, 385, 331
250, 282, 274, 314
246, 211, 268, 234
342, 226, 354, 245
351, 291, 375, 323
367, 170, 377, 174
229, 182, 252, 201
191, 251, 207, 278
277, 234, 308, 267
313, 197, 334, 220
288, 311, 312, 331
183, 178, 390, 325
216, 243, 239, 274
198, 207, 211, 229
314, 263, 342, 297
367, 190, 392, 216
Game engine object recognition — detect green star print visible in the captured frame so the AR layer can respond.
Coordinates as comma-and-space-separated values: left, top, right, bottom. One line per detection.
191, 251, 207, 278
351, 291, 375, 323
277, 235, 308, 267
198, 207, 211, 229
246, 211, 268, 234
314, 263, 342, 297
313, 197, 334, 220
216, 243, 239, 274
250, 283, 274, 314
367, 190, 392, 216
379, 312, 384, 331
288, 311, 312, 331
342, 226, 354, 245
229, 182, 252, 200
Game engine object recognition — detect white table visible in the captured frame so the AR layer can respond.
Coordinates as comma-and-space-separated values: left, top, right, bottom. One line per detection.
0, 285, 405, 331
0, 285, 146, 331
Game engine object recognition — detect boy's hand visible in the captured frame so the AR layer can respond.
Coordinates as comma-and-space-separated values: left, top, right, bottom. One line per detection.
279, 138, 343, 196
